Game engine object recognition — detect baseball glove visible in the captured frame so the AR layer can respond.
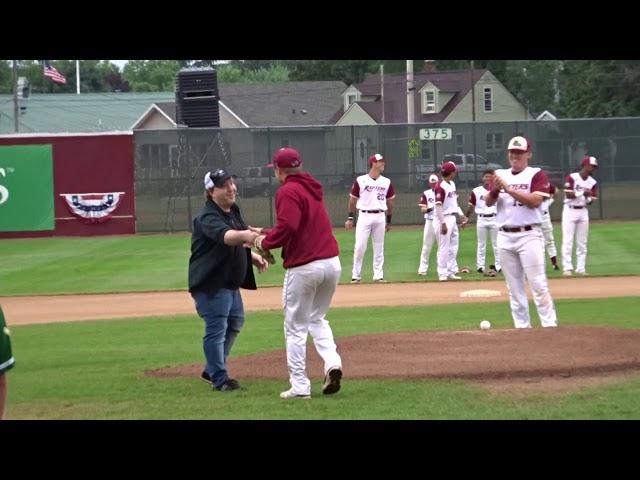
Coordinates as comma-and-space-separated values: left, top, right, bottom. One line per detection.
460, 266, 471, 274
254, 235, 276, 265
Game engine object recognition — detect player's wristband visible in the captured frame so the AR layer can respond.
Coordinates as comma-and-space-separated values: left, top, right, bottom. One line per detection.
386, 214, 392, 224
347, 212, 354, 220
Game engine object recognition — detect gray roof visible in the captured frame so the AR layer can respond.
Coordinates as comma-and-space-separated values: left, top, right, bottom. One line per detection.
0, 81, 347, 134
351, 69, 488, 123
218, 81, 346, 126
0, 92, 174, 134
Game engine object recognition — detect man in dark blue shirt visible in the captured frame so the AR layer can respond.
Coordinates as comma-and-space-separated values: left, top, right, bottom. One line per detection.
188, 168, 269, 392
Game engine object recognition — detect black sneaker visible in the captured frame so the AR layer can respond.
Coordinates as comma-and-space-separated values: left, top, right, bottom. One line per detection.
553, 264, 560, 271
216, 378, 241, 392
322, 367, 342, 395
200, 370, 212, 385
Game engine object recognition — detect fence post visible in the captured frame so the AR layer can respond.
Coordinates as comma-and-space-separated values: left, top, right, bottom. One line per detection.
267, 128, 274, 226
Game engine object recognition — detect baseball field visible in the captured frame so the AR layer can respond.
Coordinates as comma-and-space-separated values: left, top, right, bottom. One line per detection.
2, 221, 640, 419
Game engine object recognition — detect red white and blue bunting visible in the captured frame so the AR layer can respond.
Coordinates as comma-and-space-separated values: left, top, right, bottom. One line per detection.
60, 192, 125, 224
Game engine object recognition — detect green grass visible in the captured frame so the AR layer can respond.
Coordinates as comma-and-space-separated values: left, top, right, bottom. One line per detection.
1, 221, 639, 296
7, 297, 640, 419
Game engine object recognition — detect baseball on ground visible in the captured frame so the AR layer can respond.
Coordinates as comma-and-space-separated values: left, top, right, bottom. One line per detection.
480, 320, 491, 330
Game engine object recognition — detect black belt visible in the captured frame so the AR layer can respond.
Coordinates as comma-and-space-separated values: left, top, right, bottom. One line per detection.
478, 213, 496, 217
500, 225, 534, 233
426, 208, 433, 213
568, 206, 585, 209
361, 210, 384, 213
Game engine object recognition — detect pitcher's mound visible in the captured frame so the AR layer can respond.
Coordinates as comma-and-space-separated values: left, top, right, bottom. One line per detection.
148, 326, 640, 395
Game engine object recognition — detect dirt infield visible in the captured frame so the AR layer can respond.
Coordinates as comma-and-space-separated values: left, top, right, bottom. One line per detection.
5, 275, 640, 395
149, 326, 640, 394
3, 276, 639, 325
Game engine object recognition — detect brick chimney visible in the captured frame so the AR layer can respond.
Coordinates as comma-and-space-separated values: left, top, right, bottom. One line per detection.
423, 60, 437, 73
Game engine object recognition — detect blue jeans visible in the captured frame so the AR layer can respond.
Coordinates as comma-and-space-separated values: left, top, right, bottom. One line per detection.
192, 289, 245, 389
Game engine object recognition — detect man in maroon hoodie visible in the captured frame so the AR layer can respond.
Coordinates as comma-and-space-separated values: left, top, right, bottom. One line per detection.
254, 147, 343, 399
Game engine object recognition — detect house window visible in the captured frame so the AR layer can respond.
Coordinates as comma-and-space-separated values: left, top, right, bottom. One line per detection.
423, 89, 436, 113
483, 87, 493, 112
455, 134, 464, 154
344, 92, 359, 111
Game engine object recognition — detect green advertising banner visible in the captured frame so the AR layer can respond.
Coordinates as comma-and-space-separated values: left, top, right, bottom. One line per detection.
0, 144, 54, 231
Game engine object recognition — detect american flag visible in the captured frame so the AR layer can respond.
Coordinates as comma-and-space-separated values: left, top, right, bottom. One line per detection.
43, 60, 67, 84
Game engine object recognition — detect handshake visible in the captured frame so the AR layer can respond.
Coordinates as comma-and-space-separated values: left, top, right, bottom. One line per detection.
248, 226, 276, 265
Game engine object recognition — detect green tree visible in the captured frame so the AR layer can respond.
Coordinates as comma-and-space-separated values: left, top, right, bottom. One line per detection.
123, 60, 181, 92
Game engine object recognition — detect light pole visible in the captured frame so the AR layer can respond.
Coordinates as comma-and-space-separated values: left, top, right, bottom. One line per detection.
12, 60, 19, 133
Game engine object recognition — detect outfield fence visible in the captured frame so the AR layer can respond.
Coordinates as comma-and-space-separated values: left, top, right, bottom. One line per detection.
134, 118, 640, 232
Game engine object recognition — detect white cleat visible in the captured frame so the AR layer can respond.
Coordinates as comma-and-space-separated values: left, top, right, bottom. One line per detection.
562, 270, 572, 276
279, 389, 311, 400
438, 276, 448, 282
448, 274, 462, 280
417, 271, 427, 276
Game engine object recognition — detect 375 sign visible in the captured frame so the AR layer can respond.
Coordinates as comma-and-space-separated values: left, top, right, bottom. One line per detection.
419, 128, 452, 140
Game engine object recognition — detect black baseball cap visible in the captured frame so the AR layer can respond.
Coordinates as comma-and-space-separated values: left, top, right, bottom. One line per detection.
204, 168, 235, 189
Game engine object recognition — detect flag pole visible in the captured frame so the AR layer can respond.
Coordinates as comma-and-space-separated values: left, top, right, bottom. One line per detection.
12, 60, 19, 133
76, 60, 80, 94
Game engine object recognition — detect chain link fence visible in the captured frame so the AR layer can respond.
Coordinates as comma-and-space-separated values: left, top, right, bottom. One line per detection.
134, 118, 640, 232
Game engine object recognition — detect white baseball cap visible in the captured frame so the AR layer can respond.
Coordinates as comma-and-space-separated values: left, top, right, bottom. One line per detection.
428, 174, 439, 183
507, 136, 531, 152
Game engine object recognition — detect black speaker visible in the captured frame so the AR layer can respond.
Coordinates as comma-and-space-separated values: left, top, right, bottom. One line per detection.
175, 67, 220, 127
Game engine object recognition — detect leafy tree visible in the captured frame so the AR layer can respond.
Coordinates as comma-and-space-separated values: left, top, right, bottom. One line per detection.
123, 60, 181, 92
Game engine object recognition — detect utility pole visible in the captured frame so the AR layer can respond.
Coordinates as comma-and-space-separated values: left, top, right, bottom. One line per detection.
470, 60, 478, 184
406, 60, 414, 124
12, 60, 19, 133
380, 63, 385, 124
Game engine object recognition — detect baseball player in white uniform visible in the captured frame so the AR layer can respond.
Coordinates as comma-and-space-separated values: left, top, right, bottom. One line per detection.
433, 161, 467, 281
345, 153, 396, 283
540, 183, 560, 270
417, 174, 439, 276
485, 136, 558, 329
464, 169, 501, 275
561, 156, 599, 276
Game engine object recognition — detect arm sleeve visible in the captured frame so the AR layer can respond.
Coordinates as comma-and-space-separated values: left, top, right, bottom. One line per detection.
531, 170, 551, 197
591, 182, 599, 198
350, 180, 360, 197
563, 174, 575, 192
199, 212, 230, 244
387, 183, 396, 199
418, 193, 427, 207
261, 188, 301, 250
469, 191, 477, 206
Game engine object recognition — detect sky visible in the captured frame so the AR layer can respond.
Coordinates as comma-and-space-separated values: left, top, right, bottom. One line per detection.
110, 60, 128, 69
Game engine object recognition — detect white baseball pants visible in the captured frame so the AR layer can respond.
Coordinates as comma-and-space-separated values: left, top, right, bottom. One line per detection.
561, 206, 589, 273
352, 211, 386, 281
282, 256, 342, 396
476, 217, 500, 271
434, 215, 459, 278
540, 211, 557, 258
498, 227, 558, 328
418, 218, 436, 274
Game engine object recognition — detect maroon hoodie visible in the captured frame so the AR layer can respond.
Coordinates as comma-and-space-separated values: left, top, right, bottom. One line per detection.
261, 172, 339, 268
